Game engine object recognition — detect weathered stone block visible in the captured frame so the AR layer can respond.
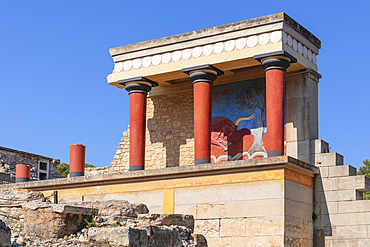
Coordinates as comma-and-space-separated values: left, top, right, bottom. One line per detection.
0, 219, 11, 247
88, 227, 148, 247
315, 152, 343, 167
220, 218, 246, 237
137, 214, 194, 232
196, 203, 226, 220
66, 200, 148, 217
194, 219, 220, 238
23, 202, 97, 239
145, 225, 182, 247
337, 175, 370, 191
310, 139, 329, 154
328, 165, 356, 177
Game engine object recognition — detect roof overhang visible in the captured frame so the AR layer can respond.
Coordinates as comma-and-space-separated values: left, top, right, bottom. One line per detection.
107, 13, 320, 96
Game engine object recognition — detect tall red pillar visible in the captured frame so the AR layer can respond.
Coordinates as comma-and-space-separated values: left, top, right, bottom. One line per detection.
119, 76, 158, 171
255, 51, 296, 157
183, 65, 223, 164
70, 144, 85, 177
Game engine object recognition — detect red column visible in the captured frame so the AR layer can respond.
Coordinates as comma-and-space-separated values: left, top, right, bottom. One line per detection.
193, 81, 212, 164
70, 144, 85, 177
265, 68, 286, 156
119, 77, 158, 171
129, 92, 147, 170
16, 164, 30, 183
182, 65, 223, 164
255, 52, 295, 157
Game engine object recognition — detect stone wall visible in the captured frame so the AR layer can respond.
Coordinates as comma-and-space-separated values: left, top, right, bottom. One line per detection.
0, 146, 61, 182
111, 91, 195, 172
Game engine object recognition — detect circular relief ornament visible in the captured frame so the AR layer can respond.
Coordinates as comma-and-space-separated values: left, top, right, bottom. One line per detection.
287, 35, 293, 47
225, 40, 235, 52
114, 62, 123, 73
182, 49, 192, 60
152, 55, 162, 65
133, 58, 142, 69
298, 43, 303, 54
270, 31, 282, 43
203, 45, 213, 56
192, 47, 202, 58
143, 56, 152, 67
123, 60, 133, 71
162, 53, 171, 64
172, 51, 181, 62
303, 46, 308, 58
236, 38, 246, 49
307, 50, 313, 62
293, 39, 298, 51
258, 33, 269, 45
282, 32, 288, 44
247, 36, 258, 47
214, 42, 224, 54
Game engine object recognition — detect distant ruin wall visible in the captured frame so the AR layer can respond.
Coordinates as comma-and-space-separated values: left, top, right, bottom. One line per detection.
0, 146, 61, 182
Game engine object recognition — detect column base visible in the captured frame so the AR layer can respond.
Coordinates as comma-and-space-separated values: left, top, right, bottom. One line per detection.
267, 150, 284, 157
129, 165, 145, 171
195, 158, 211, 165
16, 177, 30, 183
70, 172, 84, 177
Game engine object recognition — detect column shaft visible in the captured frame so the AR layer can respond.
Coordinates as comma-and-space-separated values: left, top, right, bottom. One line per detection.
266, 69, 286, 156
129, 92, 147, 170
193, 81, 212, 164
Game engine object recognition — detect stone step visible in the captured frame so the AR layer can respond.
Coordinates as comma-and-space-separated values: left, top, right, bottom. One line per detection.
315, 152, 343, 167
329, 165, 357, 178
337, 175, 370, 192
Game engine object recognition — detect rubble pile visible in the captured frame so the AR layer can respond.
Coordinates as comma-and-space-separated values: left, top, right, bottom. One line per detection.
0, 189, 206, 247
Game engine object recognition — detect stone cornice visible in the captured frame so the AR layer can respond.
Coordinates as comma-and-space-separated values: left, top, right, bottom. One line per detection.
110, 13, 320, 57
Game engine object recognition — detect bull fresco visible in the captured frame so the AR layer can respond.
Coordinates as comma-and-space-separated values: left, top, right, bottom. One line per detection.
211, 78, 267, 162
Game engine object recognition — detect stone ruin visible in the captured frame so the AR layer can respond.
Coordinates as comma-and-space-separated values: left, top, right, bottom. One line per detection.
0, 189, 204, 247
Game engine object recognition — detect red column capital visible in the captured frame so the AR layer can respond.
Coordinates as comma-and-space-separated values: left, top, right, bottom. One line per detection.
119, 77, 158, 171
183, 65, 223, 164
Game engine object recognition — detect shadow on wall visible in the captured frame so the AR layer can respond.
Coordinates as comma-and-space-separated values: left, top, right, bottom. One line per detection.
147, 91, 194, 168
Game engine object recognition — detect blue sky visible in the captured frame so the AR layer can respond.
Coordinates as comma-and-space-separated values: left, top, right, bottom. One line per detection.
0, 1, 369, 169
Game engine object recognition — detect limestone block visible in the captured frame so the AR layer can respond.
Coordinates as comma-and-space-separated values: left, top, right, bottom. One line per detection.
318, 166, 329, 178
338, 200, 370, 213
194, 219, 220, 238
225, 199, 283, 218
314, 201, 338, 215
325, 190, 357, 202
23, 202, 97, 239
88, 227, 148, 247
220, 218, 246, 237
174, 204, 196, 218
196, 203, 226, 220
329, 165, 356, 177
335, 225, 367, 239
175, 186, 219, 205
244, 235, 284, 247
315, 152, 344, 167
348, 212, 370, 225
218, 183, 246, 202
137, 214, 194, 232
285, 180, 312, 204
285, 199, 311, 221
145, 225, 183, 247
314, 177, 337, 192
310, 139, 329, 154
329, 213, 349, 226
337, 175, 370, 192
285, 140, 310, 164
65, 200, 149, 217
245, 216, 284, 236
244, 180, 284, 201
0, 219, 11, 247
